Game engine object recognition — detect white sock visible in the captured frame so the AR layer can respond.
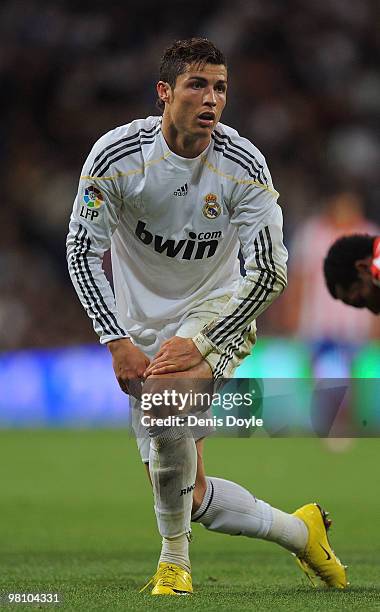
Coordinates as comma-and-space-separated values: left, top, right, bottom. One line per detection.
159, 534, 191, 573
192, 477, 308, 553
266, 507, 308, 553
149, 426, 197, 541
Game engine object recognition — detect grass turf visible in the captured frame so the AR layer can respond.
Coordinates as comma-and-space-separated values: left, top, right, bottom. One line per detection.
0, 431, 379, 610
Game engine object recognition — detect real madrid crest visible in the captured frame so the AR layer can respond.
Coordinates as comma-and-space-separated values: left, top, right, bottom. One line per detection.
202, 193, 221, 219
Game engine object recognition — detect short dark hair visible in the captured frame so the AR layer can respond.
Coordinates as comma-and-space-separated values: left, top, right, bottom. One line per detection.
323, 234, 375, 298
157, 38, 226, 111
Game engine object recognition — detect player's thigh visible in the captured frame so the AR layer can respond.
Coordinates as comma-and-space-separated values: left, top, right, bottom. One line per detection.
145, 360, 212, 380
143, 361, 213, 418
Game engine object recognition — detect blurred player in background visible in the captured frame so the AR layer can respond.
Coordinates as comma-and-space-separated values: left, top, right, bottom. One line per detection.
324, 234, 380, 314
281, 189, 378, 343
67, 38, 347, 595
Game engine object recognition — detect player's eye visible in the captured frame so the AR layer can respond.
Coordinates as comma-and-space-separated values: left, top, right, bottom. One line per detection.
216, 84, 226, 93
191, 81, 203, 89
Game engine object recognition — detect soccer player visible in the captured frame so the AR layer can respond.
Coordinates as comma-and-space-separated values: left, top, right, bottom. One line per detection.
324, 234, 380, 313
67, 38, 347, 595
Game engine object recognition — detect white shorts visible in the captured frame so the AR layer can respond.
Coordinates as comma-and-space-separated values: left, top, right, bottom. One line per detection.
129, 295, 256, 462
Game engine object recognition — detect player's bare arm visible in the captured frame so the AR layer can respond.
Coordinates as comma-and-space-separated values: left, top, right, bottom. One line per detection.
108, 338, 150, 397
144, 336, 203, 376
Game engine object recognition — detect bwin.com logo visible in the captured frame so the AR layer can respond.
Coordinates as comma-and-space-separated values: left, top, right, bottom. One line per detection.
135, 221, 223, 260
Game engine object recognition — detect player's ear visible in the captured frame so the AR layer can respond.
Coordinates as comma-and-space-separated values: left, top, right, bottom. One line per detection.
156, 81, 172, 105
355, 257, 372, 280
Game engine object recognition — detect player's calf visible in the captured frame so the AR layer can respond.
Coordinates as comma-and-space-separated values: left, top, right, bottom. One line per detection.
141, 372, 202, 578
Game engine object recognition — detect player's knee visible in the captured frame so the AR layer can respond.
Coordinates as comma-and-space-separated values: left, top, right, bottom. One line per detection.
141, 375, 170, 418
142, 372, 213, 417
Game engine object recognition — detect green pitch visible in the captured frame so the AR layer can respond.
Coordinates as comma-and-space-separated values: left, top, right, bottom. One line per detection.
0, 431, 379, 611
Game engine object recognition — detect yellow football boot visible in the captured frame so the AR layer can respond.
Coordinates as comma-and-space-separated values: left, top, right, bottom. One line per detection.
139, 562, 193, 596
293, 503, 348, 588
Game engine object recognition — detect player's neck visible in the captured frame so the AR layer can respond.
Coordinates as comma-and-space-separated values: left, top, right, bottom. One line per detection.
161, 120, 210, 159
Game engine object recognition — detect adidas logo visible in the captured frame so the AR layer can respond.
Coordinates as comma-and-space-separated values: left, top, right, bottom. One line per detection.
173, 183, 188, 196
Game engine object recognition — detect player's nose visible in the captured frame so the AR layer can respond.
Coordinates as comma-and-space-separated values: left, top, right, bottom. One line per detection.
203, 87, 217, 106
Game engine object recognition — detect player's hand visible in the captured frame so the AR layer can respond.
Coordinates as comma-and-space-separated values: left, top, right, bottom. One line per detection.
107, 338, 150, 398
144, 337, 203, 376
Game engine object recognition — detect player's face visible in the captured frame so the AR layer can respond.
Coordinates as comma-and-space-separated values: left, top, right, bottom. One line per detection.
335, 258, 380, 314
160, 63, 227, 138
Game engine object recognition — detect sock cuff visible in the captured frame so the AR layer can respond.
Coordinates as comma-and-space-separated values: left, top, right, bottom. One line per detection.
192, 477, 214, 522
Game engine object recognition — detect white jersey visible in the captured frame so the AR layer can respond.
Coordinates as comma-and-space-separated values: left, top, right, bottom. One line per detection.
66, 116, 287, 356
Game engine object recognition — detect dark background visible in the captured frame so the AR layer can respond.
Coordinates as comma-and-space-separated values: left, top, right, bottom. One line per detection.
1, 0, 379, 350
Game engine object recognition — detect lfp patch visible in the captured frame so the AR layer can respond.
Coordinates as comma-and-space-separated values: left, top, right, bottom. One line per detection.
83, 186, 104, 209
